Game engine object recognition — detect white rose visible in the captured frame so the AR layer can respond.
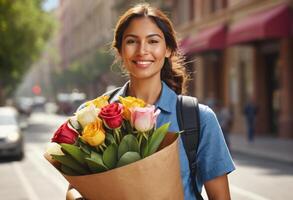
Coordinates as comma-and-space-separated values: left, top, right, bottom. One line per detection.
76, 103, 99, 128
68, 115, 81, 131
46, 142, 64, 156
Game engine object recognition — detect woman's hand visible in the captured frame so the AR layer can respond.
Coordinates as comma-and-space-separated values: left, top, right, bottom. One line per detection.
204, 174, 231, 200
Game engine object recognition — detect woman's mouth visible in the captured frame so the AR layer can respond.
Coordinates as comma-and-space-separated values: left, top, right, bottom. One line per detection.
133, 60, 153, 68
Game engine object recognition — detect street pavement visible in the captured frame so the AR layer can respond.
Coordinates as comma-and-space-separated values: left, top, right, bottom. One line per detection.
229, 133, 293, 165
1, 112, 292, 200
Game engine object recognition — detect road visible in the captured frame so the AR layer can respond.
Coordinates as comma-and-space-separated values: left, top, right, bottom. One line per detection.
0, 112, 292, 200
0, 112, 68, 200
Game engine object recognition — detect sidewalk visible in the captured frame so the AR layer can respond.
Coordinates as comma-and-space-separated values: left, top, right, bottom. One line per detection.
229, 133, 293, 164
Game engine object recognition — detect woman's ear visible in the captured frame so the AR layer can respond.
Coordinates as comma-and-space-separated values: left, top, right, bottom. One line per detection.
116, 50, 122, 59
165, 48, 171, 58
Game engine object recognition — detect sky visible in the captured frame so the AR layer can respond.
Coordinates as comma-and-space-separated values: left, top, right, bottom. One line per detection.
42, 0, 59, 11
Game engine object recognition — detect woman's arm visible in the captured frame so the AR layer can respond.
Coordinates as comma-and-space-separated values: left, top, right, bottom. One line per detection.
204, 174, 231, 200
66, 185, 84, 200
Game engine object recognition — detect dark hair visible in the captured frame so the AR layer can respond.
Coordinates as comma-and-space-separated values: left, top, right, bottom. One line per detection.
112, 3, 189, 94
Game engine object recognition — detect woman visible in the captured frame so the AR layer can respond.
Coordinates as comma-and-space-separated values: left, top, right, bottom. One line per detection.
68, 3, 235, 200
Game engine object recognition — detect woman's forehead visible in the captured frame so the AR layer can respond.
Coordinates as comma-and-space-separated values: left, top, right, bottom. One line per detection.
123, 17, 164, 38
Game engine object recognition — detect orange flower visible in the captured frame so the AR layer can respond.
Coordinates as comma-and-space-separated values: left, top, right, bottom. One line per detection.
81, 119, 105, 146
118, 96, 145, 120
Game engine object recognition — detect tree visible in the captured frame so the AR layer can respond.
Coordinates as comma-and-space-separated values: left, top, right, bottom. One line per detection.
0, 0, 55, 104
51, 48, 116, 96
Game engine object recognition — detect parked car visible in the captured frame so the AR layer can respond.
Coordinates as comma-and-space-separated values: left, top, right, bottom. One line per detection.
0, 107, 24, 160
15, 97, 33, 116
56, 92, 86, 115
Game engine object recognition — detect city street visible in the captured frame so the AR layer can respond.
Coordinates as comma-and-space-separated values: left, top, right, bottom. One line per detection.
0, 112, 292, 200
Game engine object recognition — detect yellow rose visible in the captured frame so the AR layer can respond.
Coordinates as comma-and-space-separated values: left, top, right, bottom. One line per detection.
118, 96, 146, 120
81, 119, 105, 146
86, 96, 109, 108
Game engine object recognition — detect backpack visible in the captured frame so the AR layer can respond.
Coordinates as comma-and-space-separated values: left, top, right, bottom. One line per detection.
105, 88, 204, 199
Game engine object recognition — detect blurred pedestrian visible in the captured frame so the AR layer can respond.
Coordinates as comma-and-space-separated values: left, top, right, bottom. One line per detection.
243, 97, 258, 142
215, 102, 233, 149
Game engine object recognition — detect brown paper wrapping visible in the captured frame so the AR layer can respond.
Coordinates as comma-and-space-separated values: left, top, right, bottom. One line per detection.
45, 133, 184, 200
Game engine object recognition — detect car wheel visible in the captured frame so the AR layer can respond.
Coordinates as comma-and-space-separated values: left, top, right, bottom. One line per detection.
15, 151, 24, 161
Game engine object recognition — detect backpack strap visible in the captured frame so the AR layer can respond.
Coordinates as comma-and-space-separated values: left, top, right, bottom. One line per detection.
176, 95, 203, 200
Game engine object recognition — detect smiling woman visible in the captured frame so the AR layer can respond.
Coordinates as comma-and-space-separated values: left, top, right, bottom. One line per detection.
67, 3, 235, 200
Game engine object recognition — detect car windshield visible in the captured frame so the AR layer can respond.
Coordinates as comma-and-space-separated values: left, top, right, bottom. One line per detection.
0, 115, 17, 125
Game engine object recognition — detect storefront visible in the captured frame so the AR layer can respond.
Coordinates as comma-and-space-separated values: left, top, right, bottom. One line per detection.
180, 25, 227, 105
227, 4, 292, 137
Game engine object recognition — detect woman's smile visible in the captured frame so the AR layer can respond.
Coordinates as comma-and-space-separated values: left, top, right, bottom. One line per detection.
132, 59, 154, 68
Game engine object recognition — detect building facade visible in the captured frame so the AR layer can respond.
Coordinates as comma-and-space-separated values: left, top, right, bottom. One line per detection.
58, 0, 116, 68
172, 0, 293, 138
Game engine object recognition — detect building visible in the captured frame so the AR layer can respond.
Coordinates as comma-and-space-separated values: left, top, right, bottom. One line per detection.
58, 0, 116, 68
172, 0, 293, 138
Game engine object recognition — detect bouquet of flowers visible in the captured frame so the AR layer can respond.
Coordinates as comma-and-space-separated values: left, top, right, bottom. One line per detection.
45, 95, 184, 200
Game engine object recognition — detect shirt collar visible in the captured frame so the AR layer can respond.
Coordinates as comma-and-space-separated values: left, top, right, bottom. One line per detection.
112, 81, 177, 113
155, 81, 177, 113
111, 81, 129, 101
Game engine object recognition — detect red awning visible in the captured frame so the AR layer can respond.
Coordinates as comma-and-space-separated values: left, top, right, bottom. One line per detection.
228, 4, 291, 45
180, 25, 226, 55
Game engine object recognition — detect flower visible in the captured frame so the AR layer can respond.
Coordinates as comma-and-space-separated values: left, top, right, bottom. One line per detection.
99, 103, 123, 129
69, 115, 81, 130
81, 119, 105, 146
130, 105, 161, 132
86, 96, 109, 108
46, 142, 64, 156
46, 95, 171, 178
51, 122, 78, 144
76, 103, 99, 128
119, 96, 145, 120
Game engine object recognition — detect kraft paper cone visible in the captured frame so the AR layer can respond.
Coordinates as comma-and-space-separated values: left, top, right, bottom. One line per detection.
45, 133, 184, 200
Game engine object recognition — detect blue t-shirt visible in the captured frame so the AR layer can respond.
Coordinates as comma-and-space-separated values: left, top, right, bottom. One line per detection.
110, 81, 235, 200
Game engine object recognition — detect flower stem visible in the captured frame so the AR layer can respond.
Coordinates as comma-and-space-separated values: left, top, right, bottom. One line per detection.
97, 145, 104, 152
114, 129, 121, 143
138, 134, 143, 148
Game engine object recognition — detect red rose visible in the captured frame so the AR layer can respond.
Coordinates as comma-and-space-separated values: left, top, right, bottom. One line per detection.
51, 122, 78, 144
99, 103, 123, 129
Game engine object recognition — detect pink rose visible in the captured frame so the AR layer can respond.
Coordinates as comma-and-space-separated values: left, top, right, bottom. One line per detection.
51, 122, 78, 144
130, 105, 161, 132
99, 103, 123, 129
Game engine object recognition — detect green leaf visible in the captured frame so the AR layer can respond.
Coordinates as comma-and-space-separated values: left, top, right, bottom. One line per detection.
106, 133, 116, 145
60, 143, 88, 166
51, 155, 89, 175
60, 164, 80, 176
85, 158, 108, 173
85, 151, 108, 173
118, 134, 140, 159
102, 143, 118, 169
144, 123, 170, 157
90, 151, 106, 166
77, 138, 92, 155
117, 152, 141, 168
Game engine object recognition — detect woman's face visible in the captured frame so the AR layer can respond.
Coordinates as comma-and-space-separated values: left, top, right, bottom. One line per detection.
120, 17, 170, 80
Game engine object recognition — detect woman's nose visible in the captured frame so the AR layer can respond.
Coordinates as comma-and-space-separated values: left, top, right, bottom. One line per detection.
137, 42, 148, 55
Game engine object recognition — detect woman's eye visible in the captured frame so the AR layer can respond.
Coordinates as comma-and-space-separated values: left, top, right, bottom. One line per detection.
126, 39, 136, 44
149, 39, 159, 44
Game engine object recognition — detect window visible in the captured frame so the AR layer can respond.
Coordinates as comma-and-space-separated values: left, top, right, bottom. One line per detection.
189, 0, 195, 20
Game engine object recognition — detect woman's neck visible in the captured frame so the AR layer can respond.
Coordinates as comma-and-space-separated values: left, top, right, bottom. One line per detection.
127, 78, 162, 105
